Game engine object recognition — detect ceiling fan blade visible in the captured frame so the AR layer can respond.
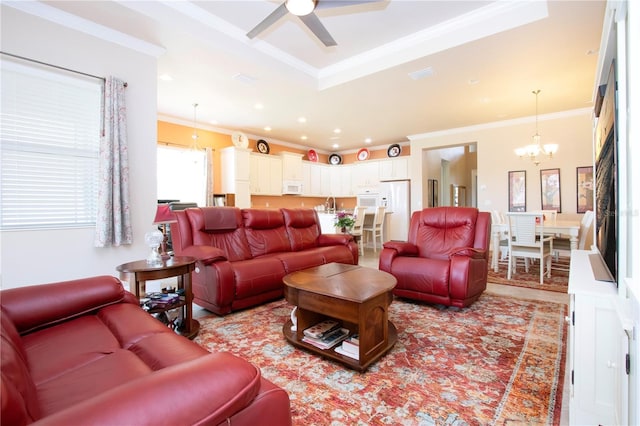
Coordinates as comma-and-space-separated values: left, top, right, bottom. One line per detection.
315, 0, 385, 10
299, 13, 337, 47
247, 2, 289, 39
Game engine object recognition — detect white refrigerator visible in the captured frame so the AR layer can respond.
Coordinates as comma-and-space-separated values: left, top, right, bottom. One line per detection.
379, 180, 411, 242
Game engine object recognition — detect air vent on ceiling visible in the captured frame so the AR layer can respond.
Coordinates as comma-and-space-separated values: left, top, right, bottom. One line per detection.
232, 73, 257, 85
408, 67, 434, 81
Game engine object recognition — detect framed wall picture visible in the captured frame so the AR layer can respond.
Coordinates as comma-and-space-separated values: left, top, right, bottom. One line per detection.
540, 168, 561, 212
576, 166, 594, 213
508, 170, 526, 212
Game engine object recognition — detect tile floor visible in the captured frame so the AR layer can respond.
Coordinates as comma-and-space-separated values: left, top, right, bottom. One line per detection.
193, 248, 571, 424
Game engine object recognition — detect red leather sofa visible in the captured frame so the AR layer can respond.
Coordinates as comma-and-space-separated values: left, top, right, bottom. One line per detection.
1, 276, 292, 425
171, 207, 358, 315
379, 207, 491, 308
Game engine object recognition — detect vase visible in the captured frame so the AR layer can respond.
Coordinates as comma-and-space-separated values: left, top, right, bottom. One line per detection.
341, 226, 347, 233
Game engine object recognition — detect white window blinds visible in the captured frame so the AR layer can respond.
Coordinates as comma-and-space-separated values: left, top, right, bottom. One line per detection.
0, 60, 102, 230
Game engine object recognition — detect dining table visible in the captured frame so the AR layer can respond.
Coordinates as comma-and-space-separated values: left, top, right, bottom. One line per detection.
491, 219, 581, 272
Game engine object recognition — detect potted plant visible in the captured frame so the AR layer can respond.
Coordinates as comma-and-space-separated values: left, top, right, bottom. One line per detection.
334, 211, 355, 233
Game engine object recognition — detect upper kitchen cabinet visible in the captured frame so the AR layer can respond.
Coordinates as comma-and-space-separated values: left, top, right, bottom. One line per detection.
352, 161, 380, 193
220, 147, 251, 208
250, 153, 282, 195
302, 161, 324, 196
280, 152, 303, 181
378, 157, 409, 181
330, 164, 354, 197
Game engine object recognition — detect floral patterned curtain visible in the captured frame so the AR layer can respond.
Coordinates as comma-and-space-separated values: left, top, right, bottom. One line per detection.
94, 77, 132, 247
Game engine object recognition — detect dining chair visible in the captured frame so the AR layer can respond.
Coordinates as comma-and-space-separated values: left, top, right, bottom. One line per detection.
506, 212, 554, 284
491, 210, 509, 263
363, 206, 386, 252
551, 210, 594, 270
350, 206, 367, 255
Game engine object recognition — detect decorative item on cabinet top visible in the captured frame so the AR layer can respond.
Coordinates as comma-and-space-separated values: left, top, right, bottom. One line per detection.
328, 153, 342, 165
307, 149, 318, 162
387, 144, 401, 157
357, 148, 370, 161
231, 131, 249, 149
256, 139, 270, 154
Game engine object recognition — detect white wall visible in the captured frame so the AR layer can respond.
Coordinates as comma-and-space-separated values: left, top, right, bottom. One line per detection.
408, 109, 593, 215
0, 6, 159, 288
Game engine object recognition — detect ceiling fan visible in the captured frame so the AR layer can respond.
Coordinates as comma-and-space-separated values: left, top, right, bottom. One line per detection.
247, 0, 383, 47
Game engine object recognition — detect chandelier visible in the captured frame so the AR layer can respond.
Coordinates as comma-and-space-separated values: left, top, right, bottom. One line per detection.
514, 90, 558, 166
190, 103, 199, 151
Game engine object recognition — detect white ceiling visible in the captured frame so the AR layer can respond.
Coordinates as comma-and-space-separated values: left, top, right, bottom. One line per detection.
17, 0, 605, 153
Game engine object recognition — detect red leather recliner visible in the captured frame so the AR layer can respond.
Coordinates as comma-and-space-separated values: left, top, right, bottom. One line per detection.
379, 207, 491, 308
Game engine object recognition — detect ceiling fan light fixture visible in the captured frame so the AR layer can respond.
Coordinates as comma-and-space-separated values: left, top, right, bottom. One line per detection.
285, 0, 315, 16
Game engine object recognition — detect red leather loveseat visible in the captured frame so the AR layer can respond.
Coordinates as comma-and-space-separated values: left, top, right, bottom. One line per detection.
379, 207, 491, 308
1, 276, 292, 425
171, 207, 358, 315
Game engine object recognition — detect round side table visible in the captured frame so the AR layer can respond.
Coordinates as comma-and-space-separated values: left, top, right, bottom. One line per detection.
116, 256, 199, 339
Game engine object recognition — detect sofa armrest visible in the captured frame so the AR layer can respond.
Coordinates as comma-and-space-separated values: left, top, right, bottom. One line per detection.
0, 276, 132, 335
317, 233, 352, 246
382, 241, 418, 256
32, 353, 266, 426
448, 247, 486, 259
180, 245, 227, 265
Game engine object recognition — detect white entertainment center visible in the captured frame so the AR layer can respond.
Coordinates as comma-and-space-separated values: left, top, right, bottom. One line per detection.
568, 250, 632, 425
567, 1, 638, 424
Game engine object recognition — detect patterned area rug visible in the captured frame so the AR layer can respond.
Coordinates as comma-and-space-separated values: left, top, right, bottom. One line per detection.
488, 253, 569, 293
195, 294, 567, 425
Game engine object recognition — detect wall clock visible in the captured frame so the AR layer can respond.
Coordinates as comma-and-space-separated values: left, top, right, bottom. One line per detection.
256, 139, 270, 154
231, 131, 249, 149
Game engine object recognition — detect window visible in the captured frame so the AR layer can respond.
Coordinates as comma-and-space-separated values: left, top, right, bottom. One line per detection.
0, 59, 102, 230
157, 145, 207, 207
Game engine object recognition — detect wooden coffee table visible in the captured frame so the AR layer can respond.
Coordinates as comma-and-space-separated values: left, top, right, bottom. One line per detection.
283, 263, 397, 372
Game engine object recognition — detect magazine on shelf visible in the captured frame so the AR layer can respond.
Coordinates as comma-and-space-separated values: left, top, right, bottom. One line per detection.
335, 344, 359, 360
302, 327, 349, 350
340, 338, 359, 356
303, 319, 340, 339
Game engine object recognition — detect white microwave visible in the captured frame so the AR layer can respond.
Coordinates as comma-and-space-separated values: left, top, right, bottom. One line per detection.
282, 181, 303, 195
356, 193, 379, 212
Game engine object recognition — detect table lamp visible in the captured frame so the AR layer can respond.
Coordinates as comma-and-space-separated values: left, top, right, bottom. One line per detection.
153, 203, 177, 259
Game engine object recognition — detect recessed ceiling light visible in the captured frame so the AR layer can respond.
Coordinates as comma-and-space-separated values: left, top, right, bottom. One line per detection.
364, 138, 372, 144
264, 126, 271, 131
332, 143, 339, 149
301, 135, 308, 140
254, 103, 264, 110
298, 117, 307, 123
159, 73, 173, 81
333, 128, 341, 134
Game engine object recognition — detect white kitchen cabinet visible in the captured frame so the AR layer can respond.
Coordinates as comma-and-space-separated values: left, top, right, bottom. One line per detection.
568, 250, 629, 425
330, 164, 353, 197
302, 161, 325, 196
220, 147, 251, 208
379, 157, 408, 181
250, 153, 282, 195
280, 152, 303, 181
352, 161, 380, 193
320, 164, 332, 196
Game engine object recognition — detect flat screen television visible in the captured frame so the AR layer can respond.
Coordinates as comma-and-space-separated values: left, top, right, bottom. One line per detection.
590, 60, 618, 284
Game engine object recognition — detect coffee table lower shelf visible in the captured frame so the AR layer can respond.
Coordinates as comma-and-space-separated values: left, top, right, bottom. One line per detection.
282, 320, 397, 372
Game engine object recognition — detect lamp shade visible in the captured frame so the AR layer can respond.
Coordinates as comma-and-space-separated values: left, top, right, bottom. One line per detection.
153, 204, 177, 225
